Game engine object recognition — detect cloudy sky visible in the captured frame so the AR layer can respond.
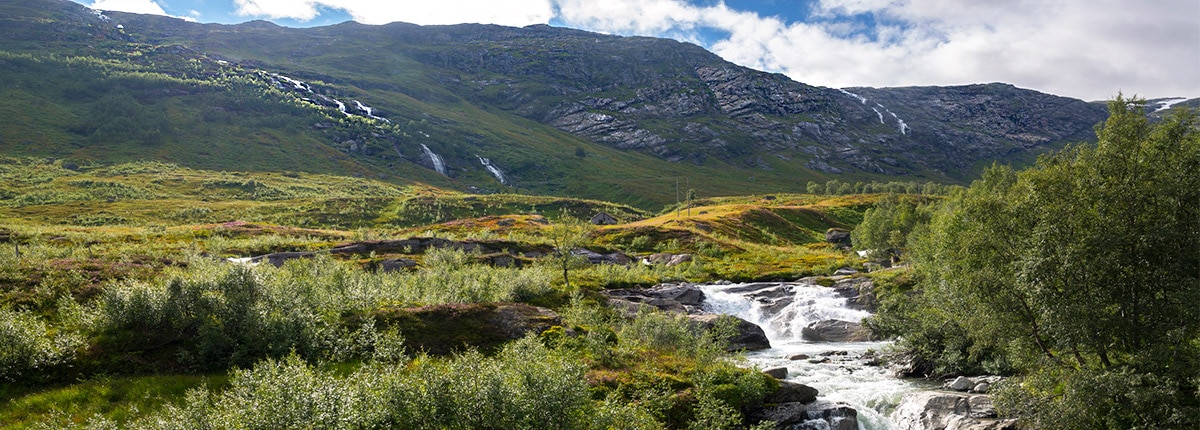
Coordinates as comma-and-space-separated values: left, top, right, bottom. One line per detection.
80, 0, 1199, 101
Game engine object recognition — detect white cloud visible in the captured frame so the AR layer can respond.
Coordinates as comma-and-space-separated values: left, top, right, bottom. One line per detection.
81, 0, 1200, 100
552, 0, 1200, 100
89, 0, 169, 15
232, 0, 553, 26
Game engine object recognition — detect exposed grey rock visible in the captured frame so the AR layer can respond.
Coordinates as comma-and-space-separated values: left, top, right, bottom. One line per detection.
801, 320, 873, 342
769, 381, 819, 404
644, 252, 693, 266
894, 391, 1018, 430
380, 258, 418, 272
830, 276, 878, 312
763, 366, 789, 379
756, 401, 859, 430
688, 314, 772, 351
972, 382, 991, 394
571, 248, 631, 265
946, 376, 975, 392
825, 228, 852, 246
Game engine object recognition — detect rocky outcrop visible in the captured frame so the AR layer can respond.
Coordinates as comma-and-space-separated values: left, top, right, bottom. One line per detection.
643, 253, 694, 266
602, 284, 771, 351
768, 380, 819, 404
825, 228, 852, 247
755, 401, 860, 430
603, 283, 707, 314
893, 391, 1018, 430
571, 248, 632, 265
687, 314, 772, 351
801, 319, 874, 342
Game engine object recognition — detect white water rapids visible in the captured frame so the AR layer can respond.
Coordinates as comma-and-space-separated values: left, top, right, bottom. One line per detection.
700, 282, 922, 429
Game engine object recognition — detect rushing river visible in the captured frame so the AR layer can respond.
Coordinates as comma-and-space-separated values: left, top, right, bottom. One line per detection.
700, 282, 923, 430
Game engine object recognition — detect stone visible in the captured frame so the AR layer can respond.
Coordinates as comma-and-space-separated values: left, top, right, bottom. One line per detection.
893, 391, 1018, 430
801, 320, 872, 342
946, 376, 975, 392
688, 314, 772, 351
789, 354, 811, 360
380, 258, 418, 272
825, 228, 852, 246
756, 401, 859, 430
971, 382, 990, 394
769, 380, 818, 404
763, 366, 789, 379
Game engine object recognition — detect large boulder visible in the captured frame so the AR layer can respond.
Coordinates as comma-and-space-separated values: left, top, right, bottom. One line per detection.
687, 314, 772, 351
768, 380, 819, 404
893, 391, 1018, 430
801, 320, 873, 342
825, 228, 852, 247
755, 401, 859, 430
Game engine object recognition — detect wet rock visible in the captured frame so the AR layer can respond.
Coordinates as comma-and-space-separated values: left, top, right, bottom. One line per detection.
763, 366, 789, 379
755, 401, 859, 430
801, 320, 873, 342
688, 314, 772, 351
769, 380, 819, 404
788, 354, 811, 360
894, 391, 1017, 430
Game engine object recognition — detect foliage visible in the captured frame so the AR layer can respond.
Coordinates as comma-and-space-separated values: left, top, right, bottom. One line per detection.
850, 194, 933, 260
0, 308, 84, 381
884, 97, 1200, 427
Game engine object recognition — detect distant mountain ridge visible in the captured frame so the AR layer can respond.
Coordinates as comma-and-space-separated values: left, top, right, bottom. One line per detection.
1, 0, 1186, 207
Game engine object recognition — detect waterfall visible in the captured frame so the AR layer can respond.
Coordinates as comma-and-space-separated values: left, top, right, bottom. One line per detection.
420, 144, 447, 175
353, 100, 390, 122
838, 88, 868, 104
1154, 97, 1187, 112
700, 282, 917, 430
477, 156, 509, 185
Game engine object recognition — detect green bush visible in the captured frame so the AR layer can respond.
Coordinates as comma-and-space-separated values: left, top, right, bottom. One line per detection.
0, 308, 83, 381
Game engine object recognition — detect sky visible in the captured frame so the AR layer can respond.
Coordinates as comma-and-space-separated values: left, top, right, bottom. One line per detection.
79, 0, 1200, 101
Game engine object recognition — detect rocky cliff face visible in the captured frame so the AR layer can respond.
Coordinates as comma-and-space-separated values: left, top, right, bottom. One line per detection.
370, 23, 1108, 179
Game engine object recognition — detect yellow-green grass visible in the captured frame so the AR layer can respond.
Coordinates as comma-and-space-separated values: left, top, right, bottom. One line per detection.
0, 373, 229, 429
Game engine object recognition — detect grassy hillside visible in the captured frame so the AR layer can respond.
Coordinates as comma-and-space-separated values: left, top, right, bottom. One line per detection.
0, 156, 887, 427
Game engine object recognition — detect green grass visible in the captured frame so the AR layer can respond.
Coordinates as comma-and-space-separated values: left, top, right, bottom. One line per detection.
0, 373, 229, 429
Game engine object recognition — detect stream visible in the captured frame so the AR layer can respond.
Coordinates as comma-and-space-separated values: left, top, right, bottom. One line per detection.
699, 282, 923, 429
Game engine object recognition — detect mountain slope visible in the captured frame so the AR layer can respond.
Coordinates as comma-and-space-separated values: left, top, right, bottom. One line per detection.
0, 0, 1112, 208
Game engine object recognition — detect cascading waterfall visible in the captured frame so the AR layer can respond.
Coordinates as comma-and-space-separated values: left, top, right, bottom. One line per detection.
477, 156, 509, 185
838, 88, 911, 135
353, 100, 390, 122
420, 144, 447, 175
701, 282, 919, 430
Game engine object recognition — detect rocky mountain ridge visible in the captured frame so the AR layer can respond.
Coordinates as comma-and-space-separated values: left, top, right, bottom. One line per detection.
1, 0, 1186, 206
